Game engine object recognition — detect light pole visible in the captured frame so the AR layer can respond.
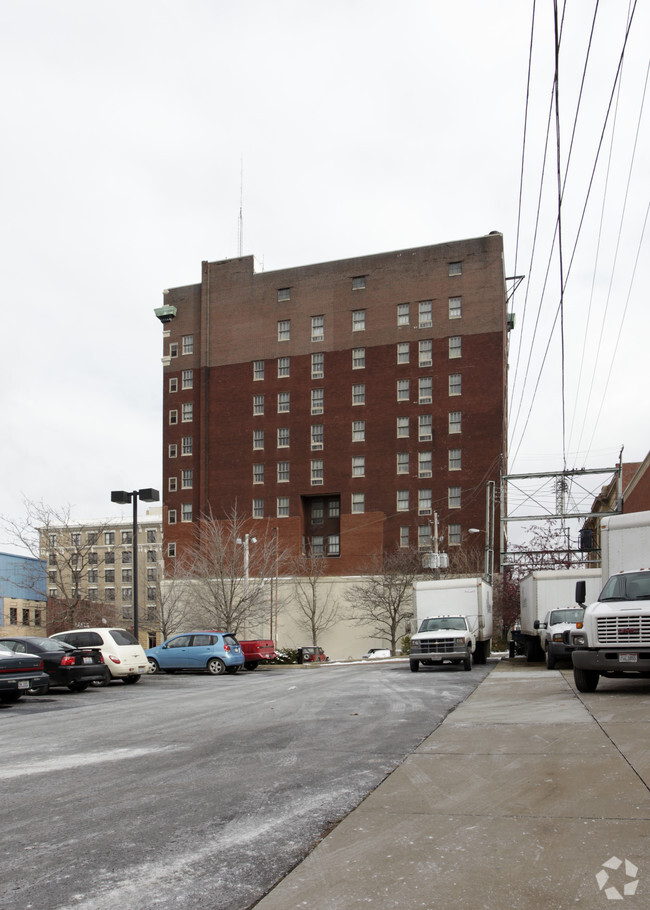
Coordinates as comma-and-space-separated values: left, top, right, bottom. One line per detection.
236, 533, 256, 637
110, 488, 159, 640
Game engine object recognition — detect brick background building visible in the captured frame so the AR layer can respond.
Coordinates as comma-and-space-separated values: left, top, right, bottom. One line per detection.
158, 233, 509, 576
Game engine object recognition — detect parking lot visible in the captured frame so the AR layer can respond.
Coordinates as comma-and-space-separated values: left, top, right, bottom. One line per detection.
1, 659, 494, 910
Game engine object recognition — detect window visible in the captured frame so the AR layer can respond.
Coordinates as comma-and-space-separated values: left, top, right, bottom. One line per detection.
168, 443, 177, 458
448, 523, 461, 545
352, 276, 366, 290
311, 315, 324, 342
311, 501, 324, 524
278, 462, 290, 483
311, 388, 324, 415
87, 569, 98, 584
253, 394, 264, 416
419, 451, 432, 477
277, 427, 290, 448
397, 379, 410, 401
168, 476, 177, 492
169, 409, 178, 425
449, 448, 462, 471
168, 510, 177, 525
449, 373, 462, 396
182, 369, 193, 389
277, 497, 290, 518
170, 342, 178, 358
419, 414, 433, 441
253, 360, 265, 381
182, 335, 194, 355
449, 487, 461, 509
418, 525, 432, 549
182, 503, 192, 522
182, 436, 193, 455
105, 532, 115, 546
147, 550, 157, 563
182, 402, 193, 422
397, 342, 410, 364
419, 339, 432, 366
311, 535, 324, 556
419, 300, 432, 327
253, 464, 264, 484
105, 569, 115, 583
449, 261, 462, 276
311, 424, 324, 450
167, 543, 176, 558
449, 297, 462, 319
449, 411, 462, 434
351, 492, 365, 513
122, 531, 132, 545
352, 383, 365, 405
122, 568, 133, 583
352, 455, 365, 477
34, 610, 41, 627
328, 499, 340, 518
327, 535, 340, 556
397, 490, 409, 511
122, 587, 133, 602
418, 376, 432, 403
105, 551, 115, 564
277, 356, 290, 378
252, 498, 264, 518
48, 533, 57, 547
397, 416, 409, 437
277, 287, 291, 302
352, 420, 365, 442
352, 347, 366, 369
397, 452, 409, 474
397, 303, 410, 326
278, 320, 290, 342
182, 469, 193, 489
449, 336, 462, 358
400, 526, 409, 548
104, 587, 115, 601
311, 352, 324, 378
147, 529, 157, 543
253, 429, 264, 449
311, 459, 324, 485
169, 377, 178, 393
147, 587, 156, 602
277, 392, 290, 413
418, 489, 432, 515
71, 533, 81, 546
352, 309, 366, 332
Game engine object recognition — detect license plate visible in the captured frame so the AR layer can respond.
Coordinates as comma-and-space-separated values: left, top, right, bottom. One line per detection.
83, 657, 93, 664
619, 653, 638, 663
18, 680, 29, 689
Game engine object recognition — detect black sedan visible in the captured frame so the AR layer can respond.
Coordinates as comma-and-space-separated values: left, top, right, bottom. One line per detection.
0, 644, 50, 703
0, 636, 109, 692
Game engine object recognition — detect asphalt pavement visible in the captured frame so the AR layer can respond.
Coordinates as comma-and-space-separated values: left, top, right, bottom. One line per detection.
253, 659, 650, 909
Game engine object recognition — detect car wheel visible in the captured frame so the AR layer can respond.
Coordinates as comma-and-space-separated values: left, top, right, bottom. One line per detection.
463, 650, 472, 671
225, 666, 238, 674
409, 659, 420, 673
573, 667, 599, 693
148, 658, 160, 674
545, 648, 556, 670
207, 658, 226, 675
244, 662, 258, 671
68, 682, 90, 692
122, 675, 141, 684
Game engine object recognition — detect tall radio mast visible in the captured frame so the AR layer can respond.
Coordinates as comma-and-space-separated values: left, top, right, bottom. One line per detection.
237, 157, 243, 258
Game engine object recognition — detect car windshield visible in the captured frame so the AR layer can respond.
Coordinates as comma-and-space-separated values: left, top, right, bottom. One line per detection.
419, 618, 468, 632
109, 629, 139, 646
549, 609, 584, 624
599, 572, 650, 602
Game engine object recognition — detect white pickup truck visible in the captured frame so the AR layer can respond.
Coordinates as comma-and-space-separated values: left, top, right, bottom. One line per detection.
534, 607, 585, 669
409, 614, 474, 672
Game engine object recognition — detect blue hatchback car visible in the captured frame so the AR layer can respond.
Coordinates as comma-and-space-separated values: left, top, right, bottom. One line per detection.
146, 632, 244, 676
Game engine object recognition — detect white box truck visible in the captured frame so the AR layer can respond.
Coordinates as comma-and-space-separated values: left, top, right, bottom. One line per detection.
515, 569, 603, 664
409, 577, 492, 673
570, 511, 650, 692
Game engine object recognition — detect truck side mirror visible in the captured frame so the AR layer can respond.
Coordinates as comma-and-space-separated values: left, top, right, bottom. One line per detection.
575, 580, 586, 605
533, 620, 540, 629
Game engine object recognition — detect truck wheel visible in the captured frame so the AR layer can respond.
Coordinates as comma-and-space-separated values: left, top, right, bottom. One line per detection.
409, 659, 420, 673
573, 667, 599, 693
545, 648, 556, 670
463, 650, 472, 671
244, 662, 259, 671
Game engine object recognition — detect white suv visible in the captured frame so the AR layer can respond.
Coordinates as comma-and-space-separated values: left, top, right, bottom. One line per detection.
50, 628, 148, 683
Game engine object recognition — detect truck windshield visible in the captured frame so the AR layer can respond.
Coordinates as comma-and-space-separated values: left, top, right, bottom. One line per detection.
599, 572, 650, 602
419, 618, 468, 632
549, 609, 584, 624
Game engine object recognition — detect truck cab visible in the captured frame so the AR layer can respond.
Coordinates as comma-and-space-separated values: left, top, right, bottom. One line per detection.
409, 615, 474, 672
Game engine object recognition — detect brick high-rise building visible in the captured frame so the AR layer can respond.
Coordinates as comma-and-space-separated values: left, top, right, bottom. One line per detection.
157, 233, 509, 576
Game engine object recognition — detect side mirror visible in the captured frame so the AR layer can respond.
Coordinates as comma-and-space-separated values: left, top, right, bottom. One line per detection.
575, 581, 586, 605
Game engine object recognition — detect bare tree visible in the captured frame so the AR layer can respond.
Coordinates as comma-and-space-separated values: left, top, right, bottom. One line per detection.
289, 552, 341, 646
181, 506, 288, 637
1, 498, 116, 630
345, 548, 424, 654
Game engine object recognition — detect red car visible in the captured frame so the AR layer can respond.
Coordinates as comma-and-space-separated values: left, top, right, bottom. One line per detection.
0, 644, 49, 703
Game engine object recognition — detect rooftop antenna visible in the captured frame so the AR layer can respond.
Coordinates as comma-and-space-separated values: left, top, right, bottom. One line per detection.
238, 156, 243, 258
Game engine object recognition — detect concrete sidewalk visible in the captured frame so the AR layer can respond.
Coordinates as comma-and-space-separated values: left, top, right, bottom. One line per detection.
254, 660, 650, 909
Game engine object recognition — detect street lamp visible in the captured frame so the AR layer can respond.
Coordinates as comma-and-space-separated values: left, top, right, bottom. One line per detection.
110, 488, 159, 640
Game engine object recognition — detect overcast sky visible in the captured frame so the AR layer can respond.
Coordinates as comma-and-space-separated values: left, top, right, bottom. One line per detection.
1, 0, 648, 549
